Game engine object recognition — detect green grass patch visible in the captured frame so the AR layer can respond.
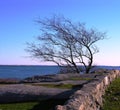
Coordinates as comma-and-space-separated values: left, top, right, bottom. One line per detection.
0, 102, 38, 110
102, 77, 120, 110
0, 99, 67, 110
69, 77, 92, 81
31, 83, 73, 89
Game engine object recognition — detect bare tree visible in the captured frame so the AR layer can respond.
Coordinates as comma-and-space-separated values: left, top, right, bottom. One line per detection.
26, 16, 106, 74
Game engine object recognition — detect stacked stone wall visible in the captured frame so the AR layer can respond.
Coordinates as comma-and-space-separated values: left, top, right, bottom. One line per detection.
56, 70, 120, 110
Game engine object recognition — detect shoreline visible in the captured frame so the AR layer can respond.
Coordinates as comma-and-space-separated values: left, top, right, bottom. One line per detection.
0, 68, 111, 84
0, 69, 119, 110
0, 65, 120, 80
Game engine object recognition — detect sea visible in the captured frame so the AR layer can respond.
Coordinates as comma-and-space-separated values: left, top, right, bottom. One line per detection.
0, 65, 120, 79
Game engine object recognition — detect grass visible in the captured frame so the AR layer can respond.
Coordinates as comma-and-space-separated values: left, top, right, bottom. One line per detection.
0, 76, 92, 110
0, 102, 38, 110
30, 77, 92, 89
31, 77, 91, 89
31, 83, 74, 89
69, 77, 92, 81
102, 77, 120, 110
0, 99, 67, 110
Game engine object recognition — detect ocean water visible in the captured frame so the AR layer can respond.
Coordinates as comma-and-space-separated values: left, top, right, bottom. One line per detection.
0, 65, 60, 79
0, 65, 120, 79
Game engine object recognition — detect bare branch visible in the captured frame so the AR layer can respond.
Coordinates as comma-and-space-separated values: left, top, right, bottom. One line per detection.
26, 15, 106, 73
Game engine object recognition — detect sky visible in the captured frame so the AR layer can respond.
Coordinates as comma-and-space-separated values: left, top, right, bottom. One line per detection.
0, 0, 120, 66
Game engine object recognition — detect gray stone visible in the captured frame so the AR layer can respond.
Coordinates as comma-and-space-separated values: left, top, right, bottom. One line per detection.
55, 70, 120, 110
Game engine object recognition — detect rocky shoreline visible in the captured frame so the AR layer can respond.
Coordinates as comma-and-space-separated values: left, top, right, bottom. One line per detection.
0, 68, 109, 84
0, 78, 20, 84
0, 69, 110, 103
21, 68, 109, 83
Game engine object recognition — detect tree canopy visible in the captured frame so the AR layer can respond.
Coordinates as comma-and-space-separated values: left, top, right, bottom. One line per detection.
26, 16, 106, 74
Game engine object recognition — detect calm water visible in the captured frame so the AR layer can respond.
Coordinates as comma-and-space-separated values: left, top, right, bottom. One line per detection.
0, 65, 60, 79
0, 65, 120, 79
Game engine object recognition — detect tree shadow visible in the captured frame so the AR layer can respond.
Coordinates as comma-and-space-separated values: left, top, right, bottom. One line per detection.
29, 99, 67, 110
29, 87, 77, 110
29, 84, 85, 110
29, 79, 96, 110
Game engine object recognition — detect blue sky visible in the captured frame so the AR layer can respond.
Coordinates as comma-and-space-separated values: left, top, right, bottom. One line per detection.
0, 0, 120, 66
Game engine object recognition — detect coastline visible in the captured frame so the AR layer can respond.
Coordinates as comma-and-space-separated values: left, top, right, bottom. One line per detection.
0, 65, 120, 79
0, 69, 119, 110
0, 69, 110, 103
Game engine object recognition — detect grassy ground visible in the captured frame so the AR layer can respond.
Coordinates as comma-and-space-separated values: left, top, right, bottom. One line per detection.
0, 102, 38, 110
31, 83, 74, 89
28, 77, 92, 89
0, 99, 66, 110
0, 76, 92, 110
102, 77, 120, 110
69, 77, 92, 81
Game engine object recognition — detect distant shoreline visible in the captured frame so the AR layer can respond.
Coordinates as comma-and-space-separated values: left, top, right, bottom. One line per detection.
0, 65, 120, 79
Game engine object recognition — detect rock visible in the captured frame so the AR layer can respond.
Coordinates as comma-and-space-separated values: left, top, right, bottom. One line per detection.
0, 78, 20, 84
21, 73, 97, 83
56, 105, 65, 110
0, 84, 69, 103
55, 70, 120, 110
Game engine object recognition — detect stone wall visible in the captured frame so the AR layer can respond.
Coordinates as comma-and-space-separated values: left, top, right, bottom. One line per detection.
56, 70, 120, 110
